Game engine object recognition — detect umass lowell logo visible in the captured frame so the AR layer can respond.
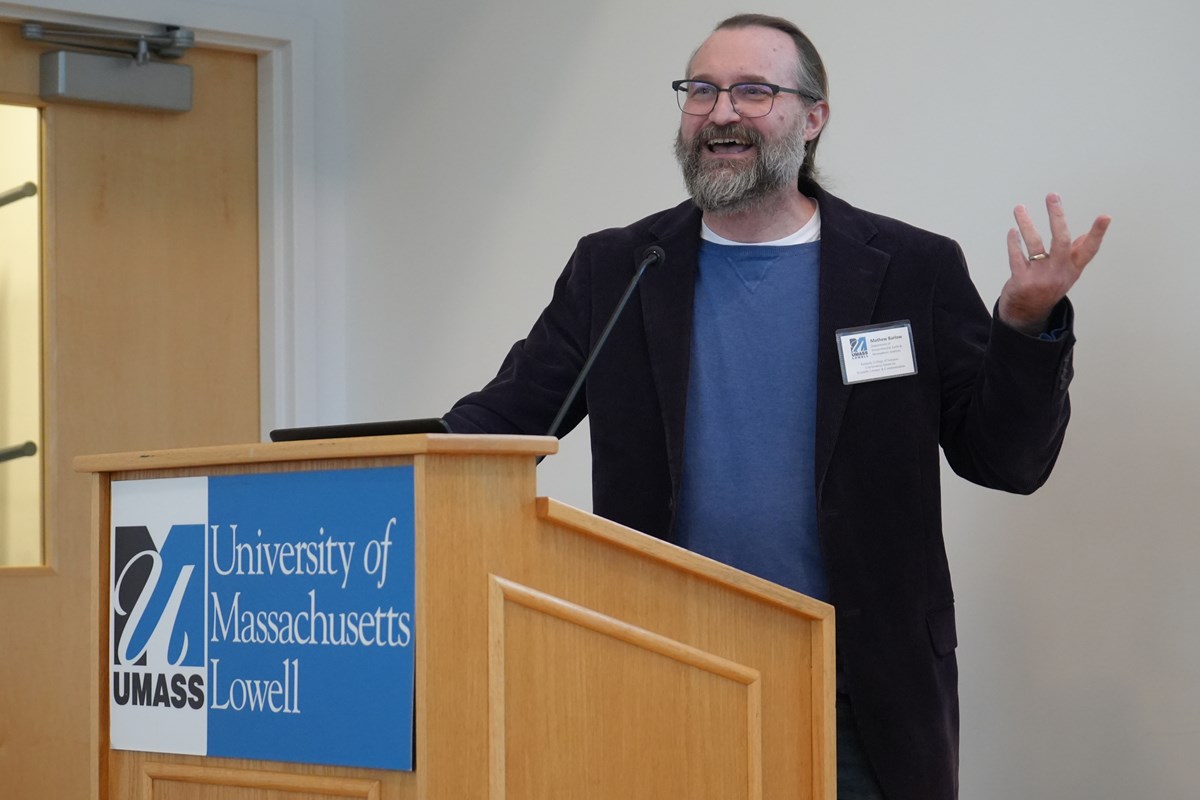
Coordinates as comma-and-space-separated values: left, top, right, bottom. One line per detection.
112, 524, 206, 709
850, 336, 869, 358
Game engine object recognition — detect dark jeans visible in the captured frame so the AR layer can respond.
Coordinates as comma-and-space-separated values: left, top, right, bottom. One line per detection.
837, 694, 887, 800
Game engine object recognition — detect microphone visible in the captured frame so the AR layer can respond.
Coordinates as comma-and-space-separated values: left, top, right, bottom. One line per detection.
545, 245, 665, 439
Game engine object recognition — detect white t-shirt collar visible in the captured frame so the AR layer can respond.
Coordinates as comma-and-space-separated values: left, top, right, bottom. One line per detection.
700, 200, 821, 246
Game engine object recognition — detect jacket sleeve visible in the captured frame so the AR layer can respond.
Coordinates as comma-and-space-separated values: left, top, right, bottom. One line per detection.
933, 241, 1074, 493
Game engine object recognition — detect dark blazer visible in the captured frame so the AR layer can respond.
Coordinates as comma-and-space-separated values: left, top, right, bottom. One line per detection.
446, 180, 1074, 800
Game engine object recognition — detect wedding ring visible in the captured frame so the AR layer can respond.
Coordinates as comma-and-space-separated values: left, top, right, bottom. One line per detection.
1028, 252, 1049, 261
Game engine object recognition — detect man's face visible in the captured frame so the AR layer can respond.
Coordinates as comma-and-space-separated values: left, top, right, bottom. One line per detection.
674, 26, 820, 214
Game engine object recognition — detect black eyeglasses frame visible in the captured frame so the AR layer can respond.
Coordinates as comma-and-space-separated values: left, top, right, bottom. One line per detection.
671, 79, 817, 118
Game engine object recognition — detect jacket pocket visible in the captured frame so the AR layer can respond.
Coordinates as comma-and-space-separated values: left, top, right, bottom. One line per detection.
926, 604, 958, 657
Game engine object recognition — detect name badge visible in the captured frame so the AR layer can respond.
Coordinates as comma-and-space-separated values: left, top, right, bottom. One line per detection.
835, 321, 918, 385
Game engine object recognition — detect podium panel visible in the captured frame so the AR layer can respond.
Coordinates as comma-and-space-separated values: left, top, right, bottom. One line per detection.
77, 435, 834, 800
491, 576, 759, 798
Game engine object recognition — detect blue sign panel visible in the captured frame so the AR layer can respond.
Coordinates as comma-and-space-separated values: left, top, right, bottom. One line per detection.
109, 467, 415, 771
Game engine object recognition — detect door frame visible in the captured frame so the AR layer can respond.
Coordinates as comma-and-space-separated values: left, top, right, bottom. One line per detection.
0, 0, 341, 435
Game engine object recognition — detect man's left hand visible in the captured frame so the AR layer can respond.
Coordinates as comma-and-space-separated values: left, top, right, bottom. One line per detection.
999, 193, 1111, 335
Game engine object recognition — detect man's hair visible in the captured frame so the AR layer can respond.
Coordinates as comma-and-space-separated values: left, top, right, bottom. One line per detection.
708, 13, 829, 183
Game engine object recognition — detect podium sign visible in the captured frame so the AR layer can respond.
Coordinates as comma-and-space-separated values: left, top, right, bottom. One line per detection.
108, 466, 416, 770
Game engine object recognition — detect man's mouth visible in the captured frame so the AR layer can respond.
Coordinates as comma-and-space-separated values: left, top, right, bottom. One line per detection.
705, 137, 753, 155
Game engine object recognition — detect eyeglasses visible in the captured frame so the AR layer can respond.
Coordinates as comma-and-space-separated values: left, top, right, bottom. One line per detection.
672, 80, 812, 118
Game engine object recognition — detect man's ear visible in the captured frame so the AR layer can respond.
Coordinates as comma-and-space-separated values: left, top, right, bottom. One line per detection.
804, 99, 830, 141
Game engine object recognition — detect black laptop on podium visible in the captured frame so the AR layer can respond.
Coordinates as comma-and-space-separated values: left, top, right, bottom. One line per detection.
268, 417, 449, 443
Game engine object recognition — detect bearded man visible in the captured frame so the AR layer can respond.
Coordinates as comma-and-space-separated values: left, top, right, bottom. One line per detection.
445, 12, 1109, 800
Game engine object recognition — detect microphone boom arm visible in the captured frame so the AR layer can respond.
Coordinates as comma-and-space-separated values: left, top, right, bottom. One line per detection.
546, 245, 665, 439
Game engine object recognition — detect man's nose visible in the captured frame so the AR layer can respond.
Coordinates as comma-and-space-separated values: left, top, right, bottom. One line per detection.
707, 90, 742, 124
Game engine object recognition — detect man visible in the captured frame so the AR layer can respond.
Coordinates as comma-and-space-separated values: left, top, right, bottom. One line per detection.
444, 13, 1109, 800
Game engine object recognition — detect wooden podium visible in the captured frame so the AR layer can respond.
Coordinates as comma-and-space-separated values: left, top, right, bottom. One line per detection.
77, 434, 834, 800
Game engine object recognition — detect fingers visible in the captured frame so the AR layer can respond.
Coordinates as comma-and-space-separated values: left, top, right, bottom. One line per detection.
1006, 227, 1027, 273
1084, 214, 1111, 245
1014, 194, 1103, 266
1013, 204, 1047, 259
1071, 214, 1112, 270
1045, 193, 1073, 253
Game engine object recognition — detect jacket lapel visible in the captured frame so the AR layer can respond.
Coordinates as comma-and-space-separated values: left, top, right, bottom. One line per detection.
638, 203, 703, 501
811, 188, 891, 492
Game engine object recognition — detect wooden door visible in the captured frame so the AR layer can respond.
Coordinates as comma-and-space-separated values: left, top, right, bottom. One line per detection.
0, 20, 259, 798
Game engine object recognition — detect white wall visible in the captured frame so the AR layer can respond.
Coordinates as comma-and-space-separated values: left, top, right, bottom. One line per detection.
341, 1, 1199, 797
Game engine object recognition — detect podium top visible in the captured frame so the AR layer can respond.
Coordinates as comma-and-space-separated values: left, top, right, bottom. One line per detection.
73, 433, 558, 474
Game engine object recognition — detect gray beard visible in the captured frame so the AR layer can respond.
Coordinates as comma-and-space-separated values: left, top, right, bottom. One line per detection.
674, 121, 807, 214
